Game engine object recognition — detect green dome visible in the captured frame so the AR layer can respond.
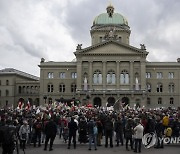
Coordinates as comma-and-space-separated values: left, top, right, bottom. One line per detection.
93, 13, 128, 26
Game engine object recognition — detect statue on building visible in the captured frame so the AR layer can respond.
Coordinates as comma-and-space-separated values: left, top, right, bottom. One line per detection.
140, 44, 146, 50
76, 44, 82, 50
135, 77, 139, 90
84, 77, 88, 91
104, 27, 117, 41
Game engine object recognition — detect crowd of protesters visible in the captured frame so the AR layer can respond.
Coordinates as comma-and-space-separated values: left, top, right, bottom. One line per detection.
0, 102, 180, 154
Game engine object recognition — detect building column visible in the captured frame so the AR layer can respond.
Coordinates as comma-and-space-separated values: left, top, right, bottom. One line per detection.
102, 61, 106, 89
116, 61, 120, 89
77, 61, 82, 91
89, 61, 93, 90
130, 61, 134, 90
140, 61, 146, 90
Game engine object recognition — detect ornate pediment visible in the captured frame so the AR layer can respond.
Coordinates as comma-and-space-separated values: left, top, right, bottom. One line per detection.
74, 40, 148, 56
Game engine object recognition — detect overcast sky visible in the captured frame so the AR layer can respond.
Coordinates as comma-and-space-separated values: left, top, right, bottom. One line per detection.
0, 0, 180, 77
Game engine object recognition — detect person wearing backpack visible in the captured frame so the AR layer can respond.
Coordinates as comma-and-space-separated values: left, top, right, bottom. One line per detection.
0, 119, 17, 154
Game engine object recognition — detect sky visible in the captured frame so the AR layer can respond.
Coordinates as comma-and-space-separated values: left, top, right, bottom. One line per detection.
0, 0, 180, 77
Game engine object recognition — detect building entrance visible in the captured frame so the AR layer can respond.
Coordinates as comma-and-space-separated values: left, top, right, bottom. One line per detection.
93, 97, 102, 107
121, 97, 129, 107
107, 97, 115, 107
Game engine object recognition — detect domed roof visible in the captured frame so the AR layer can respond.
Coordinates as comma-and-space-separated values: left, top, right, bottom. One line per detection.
93, 5, 128, 26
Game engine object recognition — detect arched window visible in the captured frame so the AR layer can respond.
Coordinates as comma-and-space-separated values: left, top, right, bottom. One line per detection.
47, 84, 54, 92
107, 70, 116, 84
120, 70, 129, 84
71, 84, 76, 92
158, 97, 162, 104
146, 83, 151, 92
170, 97, 174, 105
157, 83, 163, 92
168, 83, 174, 93
93, 70, 102, 84
59, 84, 65, 92
147, 97, 151, 104
6, 90, 9, 96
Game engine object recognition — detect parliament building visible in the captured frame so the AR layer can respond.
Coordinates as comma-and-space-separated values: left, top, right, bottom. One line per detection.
0, 5, 180, 108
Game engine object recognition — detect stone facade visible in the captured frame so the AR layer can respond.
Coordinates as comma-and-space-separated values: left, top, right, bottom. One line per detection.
0, 68, 40, 107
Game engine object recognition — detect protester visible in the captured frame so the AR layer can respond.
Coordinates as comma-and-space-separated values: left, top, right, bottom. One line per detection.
19, 120, 30, 150
104, 116, 114, 148
125, 118, 134, 151
78, 117, 87, 144
134, 119, 144, 153
0, 120, 17, 154
87, 117, 97, 150
44, 117, 57, 151
67, 117, 78, 149
32, 117, 42, 147
114, 116, 124, 146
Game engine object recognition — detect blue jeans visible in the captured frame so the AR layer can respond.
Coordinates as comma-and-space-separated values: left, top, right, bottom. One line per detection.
89, 134, 97, 149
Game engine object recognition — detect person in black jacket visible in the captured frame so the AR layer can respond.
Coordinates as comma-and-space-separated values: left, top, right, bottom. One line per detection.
78, 117, 87, 143
104, 116, 113, 148
67, 117, 78, 149
44, 118, 57, 151
33, 118, 42, 147
0, 120, 17, 154
154, 119, 164, 149
114, 117, 124, 146
125, 118, 134, 151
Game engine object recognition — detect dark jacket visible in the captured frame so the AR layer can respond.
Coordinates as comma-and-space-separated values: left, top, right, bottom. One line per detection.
104, 118, 113, 131
45, 120, 57, 137
114, 119, 123, 133
155, 121, 164, 137
68, 119, 78, 135
87, 120, 95, 135
125, 121, 134, 138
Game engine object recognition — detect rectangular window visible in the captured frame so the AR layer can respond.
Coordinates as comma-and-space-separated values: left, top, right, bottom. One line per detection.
99, 37, 103, 42
48, 84, 53, 92
146, 72, 151, 78
60, 72, 66, 79
168, 72, 174, 79
71, 72, 77, 79
6, 80, 9, 85
48, 72, 54, 79
157, 72, 163, 79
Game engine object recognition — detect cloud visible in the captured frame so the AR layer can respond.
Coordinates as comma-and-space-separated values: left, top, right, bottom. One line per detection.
0, 0, 180, 76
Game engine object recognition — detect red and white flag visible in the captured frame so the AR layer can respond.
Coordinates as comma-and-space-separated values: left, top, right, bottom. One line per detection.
17, 101, 24, 109
25, 100, 31, 110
